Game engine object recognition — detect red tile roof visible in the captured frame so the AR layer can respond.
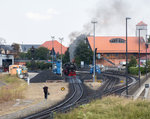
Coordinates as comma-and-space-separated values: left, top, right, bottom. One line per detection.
87, 36, 150, 53
136, 21, 147, 26
40, 40, 68, 54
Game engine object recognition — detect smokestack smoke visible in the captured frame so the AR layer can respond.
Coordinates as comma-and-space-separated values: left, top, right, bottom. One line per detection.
69, 0, 132, 61
69, 34, 87, 62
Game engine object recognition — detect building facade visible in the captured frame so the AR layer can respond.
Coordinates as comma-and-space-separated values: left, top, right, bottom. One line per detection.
87, 21, 149, 66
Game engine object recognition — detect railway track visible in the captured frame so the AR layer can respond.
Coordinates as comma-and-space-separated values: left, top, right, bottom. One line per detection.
101, 70, 138, 95
23, 70, 137, 119
23, 78, 83, 119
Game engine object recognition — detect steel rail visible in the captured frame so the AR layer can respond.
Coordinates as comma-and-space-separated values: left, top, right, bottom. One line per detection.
24, 78, 83, 119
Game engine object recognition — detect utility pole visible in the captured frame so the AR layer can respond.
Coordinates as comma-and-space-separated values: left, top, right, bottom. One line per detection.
59, 37, 63, 76
125, 17, 131, 95
91, 19, 97, 82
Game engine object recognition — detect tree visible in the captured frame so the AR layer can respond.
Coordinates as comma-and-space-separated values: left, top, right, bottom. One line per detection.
147, 60, 150, 72
74, 41, 93, 66
35, 47, 49, 60
62, 48, 70, 63
26, 47, 35, 60
128, 56, 137, 68
26, 47, 49, 60
19, 52, 27, 60
11, 43, 20, 58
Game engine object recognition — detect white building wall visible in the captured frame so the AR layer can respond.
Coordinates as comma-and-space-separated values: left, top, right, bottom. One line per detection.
0, 54, 14, 67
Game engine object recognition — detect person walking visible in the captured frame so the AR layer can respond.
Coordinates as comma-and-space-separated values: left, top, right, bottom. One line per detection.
43, 85, 49, 100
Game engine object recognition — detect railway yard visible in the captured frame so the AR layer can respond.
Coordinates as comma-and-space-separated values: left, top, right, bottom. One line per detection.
0, 67, 149, 119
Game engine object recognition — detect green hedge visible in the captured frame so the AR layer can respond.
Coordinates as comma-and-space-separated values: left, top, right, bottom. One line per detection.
26, 61, 52, 70
129, 67, 146, 75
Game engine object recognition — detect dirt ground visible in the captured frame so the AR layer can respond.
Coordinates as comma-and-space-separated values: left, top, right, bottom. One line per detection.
84, 82, 102, 90
0, 82, 69, 117
0, 81, 101, 118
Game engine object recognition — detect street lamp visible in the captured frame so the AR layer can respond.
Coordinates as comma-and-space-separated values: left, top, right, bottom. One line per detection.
31, 46, 35, 70
51, 36, 55, 70
138, 29, 142, 87
59, 37, 64, 76
146, 35, 149, 81
91, 19, 97, 82
125, 17, 131, 95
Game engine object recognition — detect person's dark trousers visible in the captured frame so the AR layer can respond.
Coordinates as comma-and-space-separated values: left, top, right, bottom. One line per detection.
44, 92, 48, 99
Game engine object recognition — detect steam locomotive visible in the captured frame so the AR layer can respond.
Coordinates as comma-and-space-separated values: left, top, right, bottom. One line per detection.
63, 62, 76, 76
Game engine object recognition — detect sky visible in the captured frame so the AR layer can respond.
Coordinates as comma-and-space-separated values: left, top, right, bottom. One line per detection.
0, 0, 150, 47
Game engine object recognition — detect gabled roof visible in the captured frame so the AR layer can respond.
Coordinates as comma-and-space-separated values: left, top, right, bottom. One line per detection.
136, 21, 147, 26
0, 45, 13, 51
20, 44, 40, 52
40, 40, 68, 54
87, 36, 150, 53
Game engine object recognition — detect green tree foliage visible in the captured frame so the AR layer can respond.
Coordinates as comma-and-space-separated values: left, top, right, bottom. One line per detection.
35, 47, 49, 60
62, 48, 70, 63
147, 60, 150, 72
128, 56, 137, 68
129, 67, 145, 75
26, 61, 51, 70
11, 43, 20, 58
19, 52, 27, 60
25, 47, 49, 60
74, 41, 93, 66
26, 47, 34, 60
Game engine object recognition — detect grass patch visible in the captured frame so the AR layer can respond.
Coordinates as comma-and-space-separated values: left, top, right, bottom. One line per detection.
0, 74, 27, 103
55, 96, 150, 119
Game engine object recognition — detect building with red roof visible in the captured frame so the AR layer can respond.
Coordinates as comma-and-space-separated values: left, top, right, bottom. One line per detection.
86, 21, 149, 66
136, 21, 147, 26
87, 36, 150, 66
40, 40, 68, 54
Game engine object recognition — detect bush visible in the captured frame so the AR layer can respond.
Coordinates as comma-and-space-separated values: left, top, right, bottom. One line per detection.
129, 67, 146, 75
26, 61, 52, 70
26, 62, 31, 68
128, 56, 137, 68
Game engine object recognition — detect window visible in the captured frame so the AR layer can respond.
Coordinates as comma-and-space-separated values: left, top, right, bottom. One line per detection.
110, 38, 125, 43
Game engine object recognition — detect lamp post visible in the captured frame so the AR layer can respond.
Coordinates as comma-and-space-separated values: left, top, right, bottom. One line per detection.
59, 37, 63, 76
51, 36, 55, 70
146, 35, 149, 81
91, 19, 97, 82
31, 46, 35, 71
138, 29, 141, 87
125, 17, 131, 95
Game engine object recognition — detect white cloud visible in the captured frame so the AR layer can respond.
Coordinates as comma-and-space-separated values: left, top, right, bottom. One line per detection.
26, 8, 59, 21
47, 8, 59, 15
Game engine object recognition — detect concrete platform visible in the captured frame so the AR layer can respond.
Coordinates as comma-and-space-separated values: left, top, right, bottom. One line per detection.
131, 74, 150, 100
